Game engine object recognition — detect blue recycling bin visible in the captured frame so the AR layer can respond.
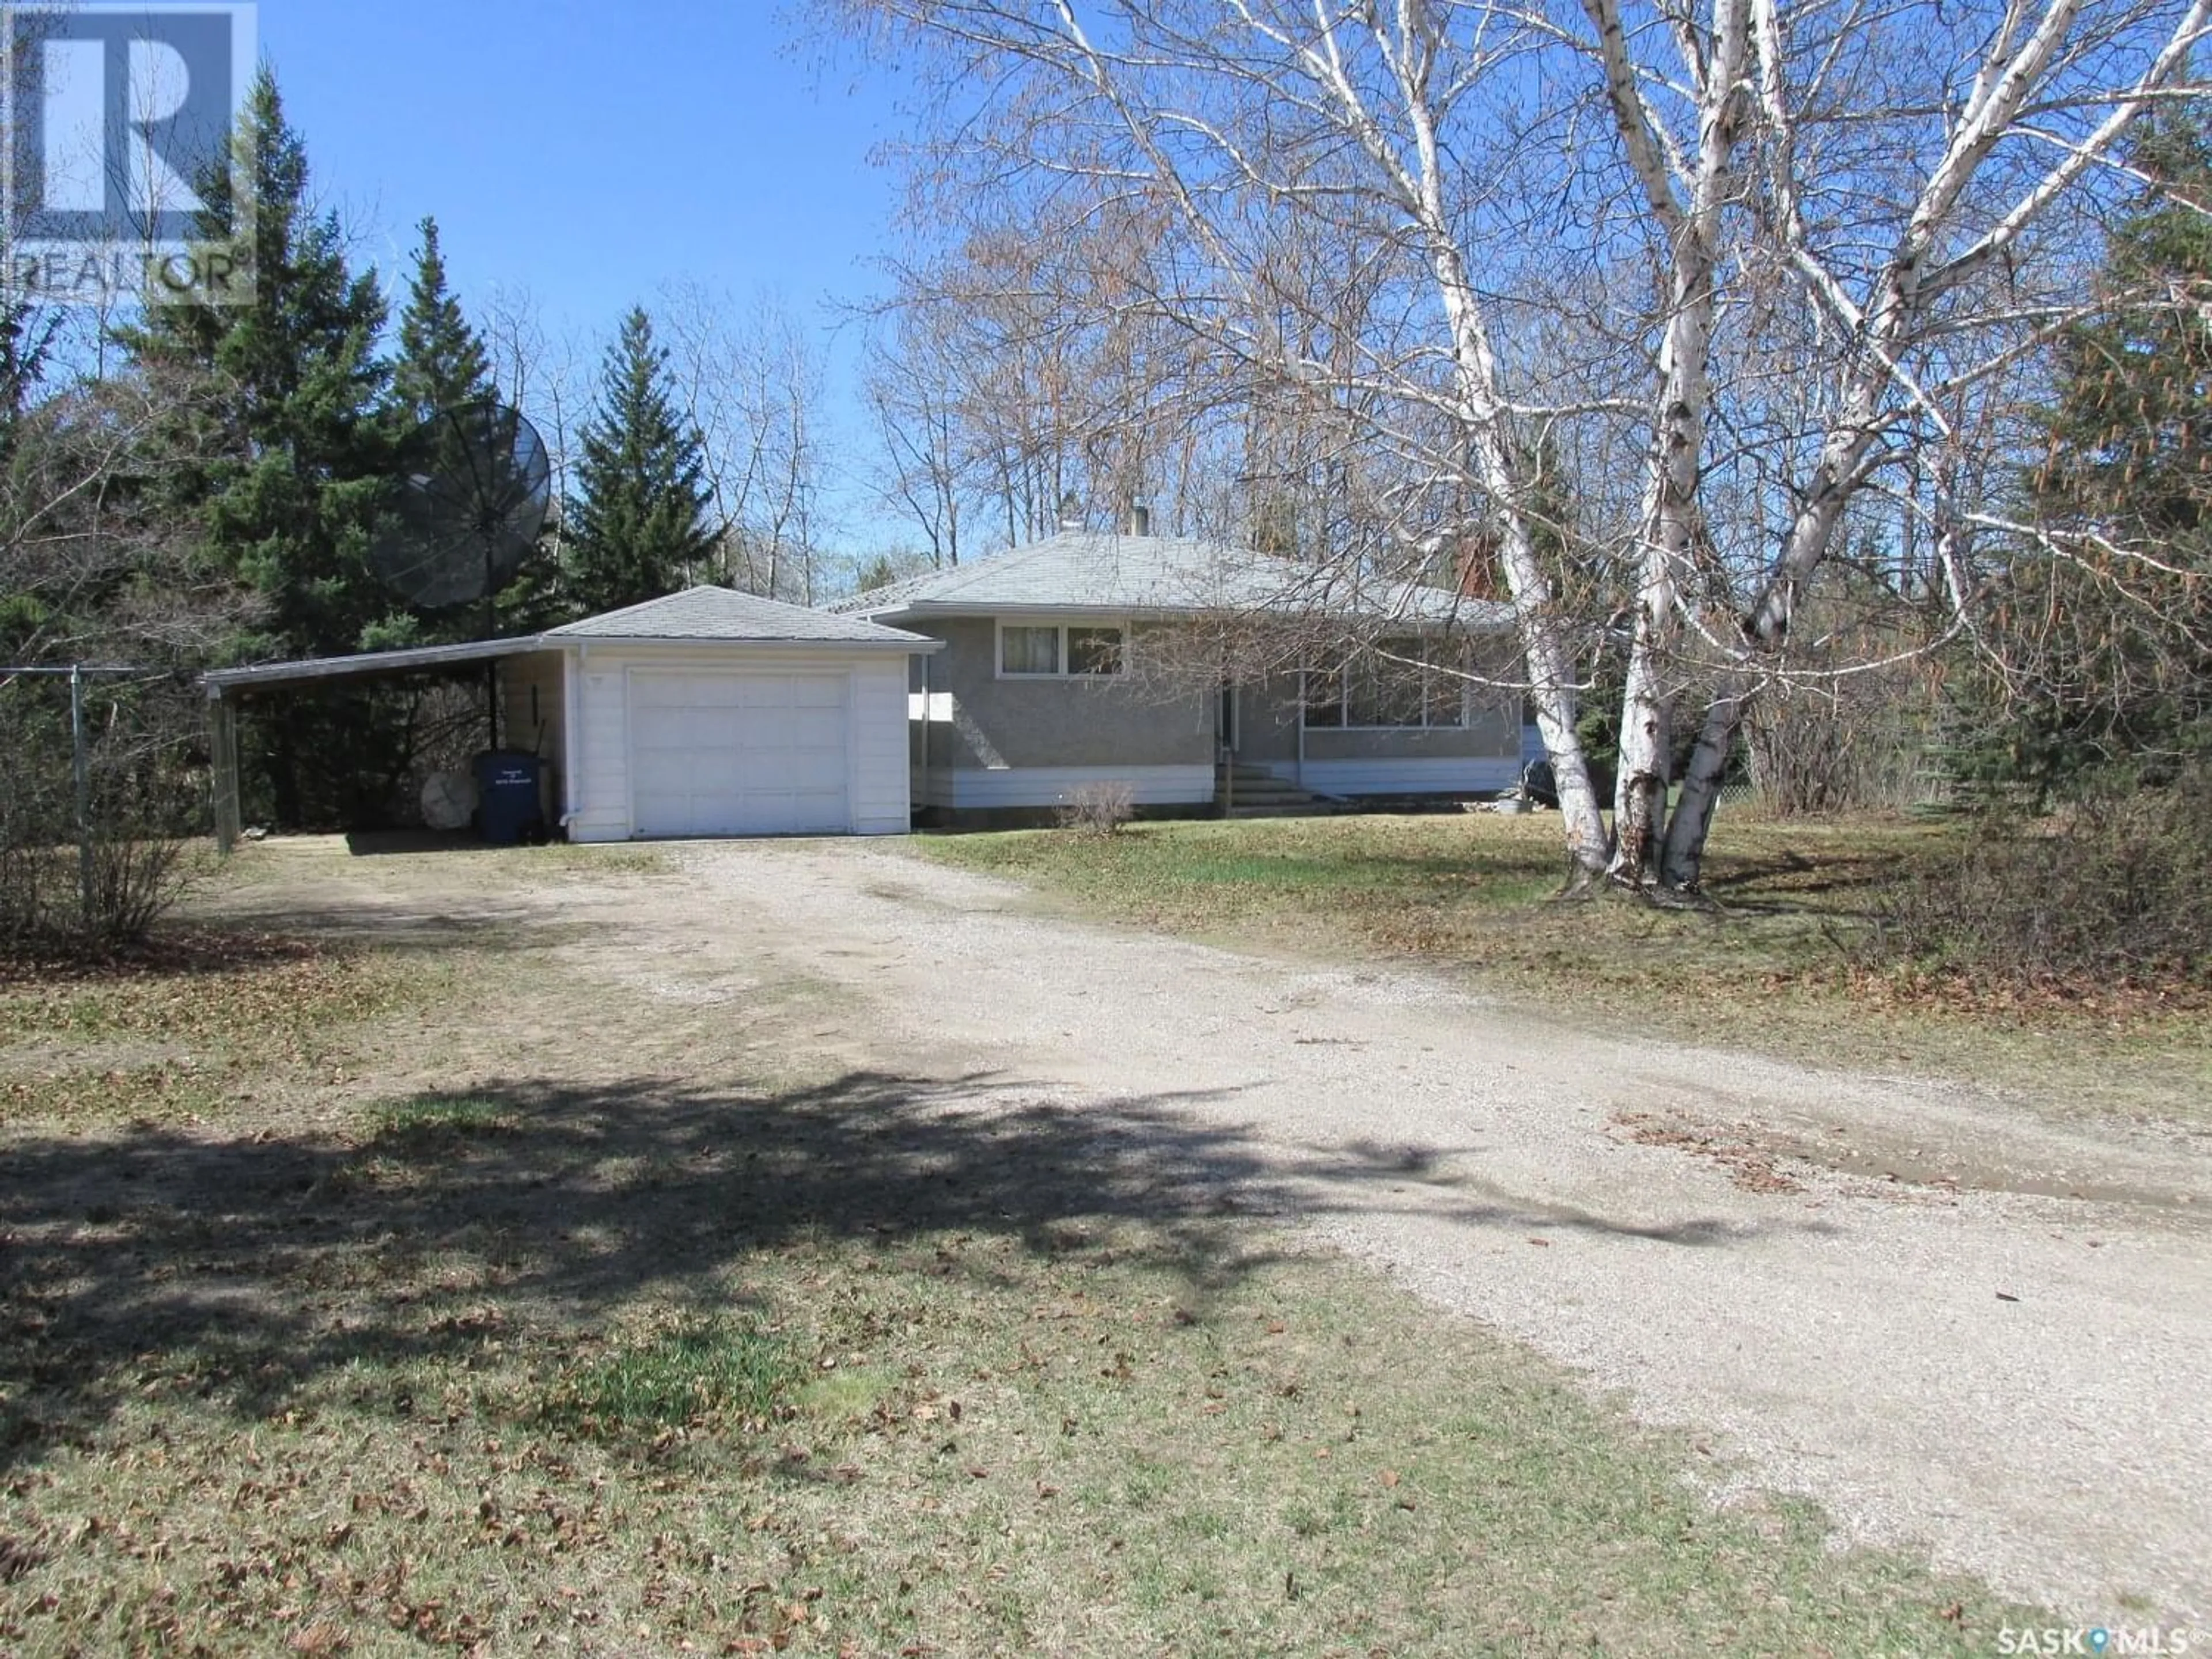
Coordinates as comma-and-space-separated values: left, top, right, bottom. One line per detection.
473, 750, 544, 845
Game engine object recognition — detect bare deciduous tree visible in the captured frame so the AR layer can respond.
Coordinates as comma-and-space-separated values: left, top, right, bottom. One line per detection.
1, 342, 249, 944
828, 0, 2210, 889
659, 283, 838, 603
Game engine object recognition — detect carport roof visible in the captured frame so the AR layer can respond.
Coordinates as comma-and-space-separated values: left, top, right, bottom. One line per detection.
202, 636, 543, 694
202, 587, 940, 696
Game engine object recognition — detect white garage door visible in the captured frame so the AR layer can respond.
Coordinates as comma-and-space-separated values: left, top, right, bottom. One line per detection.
629, 672, 851, 838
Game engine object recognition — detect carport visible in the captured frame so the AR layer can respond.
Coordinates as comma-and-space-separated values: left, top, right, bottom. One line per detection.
202, 588, 943, 850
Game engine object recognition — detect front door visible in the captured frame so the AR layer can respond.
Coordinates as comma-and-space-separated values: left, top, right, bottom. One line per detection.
1218, 681, 1239, 755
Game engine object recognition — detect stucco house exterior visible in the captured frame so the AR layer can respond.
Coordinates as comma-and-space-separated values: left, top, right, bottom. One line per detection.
830, 524, 1528, 818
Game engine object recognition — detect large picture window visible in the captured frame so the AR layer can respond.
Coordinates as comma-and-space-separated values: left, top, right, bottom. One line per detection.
999, 621, 1127, 678
1304, 639, 1467, 729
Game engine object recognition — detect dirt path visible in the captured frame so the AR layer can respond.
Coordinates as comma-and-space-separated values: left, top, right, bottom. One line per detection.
212, 836, 2212, 1631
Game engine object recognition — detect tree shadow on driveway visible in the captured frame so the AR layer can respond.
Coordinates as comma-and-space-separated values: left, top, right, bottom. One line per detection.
0, 1069, 1265, 1467
0, 1059, 1815, 1473
1313, 1135, 1840, 1247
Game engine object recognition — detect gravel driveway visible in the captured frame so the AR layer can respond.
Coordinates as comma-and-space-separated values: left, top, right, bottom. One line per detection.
569, 836, 2210, 1634
217, 832, 2209, 1631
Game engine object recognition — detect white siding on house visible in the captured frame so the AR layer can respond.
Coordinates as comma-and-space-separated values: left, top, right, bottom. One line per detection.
919, 764, 1214, 810
565, 646, 913, 842
570, 653, 631, 843
1263, 757, 1520, 796
497, 652, 567, 765
848, 654, 913, 834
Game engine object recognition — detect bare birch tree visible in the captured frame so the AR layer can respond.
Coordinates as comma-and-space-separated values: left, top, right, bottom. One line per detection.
865, 306, 973, 567
1609, 0, 2211, 887
658, 283, 838, 602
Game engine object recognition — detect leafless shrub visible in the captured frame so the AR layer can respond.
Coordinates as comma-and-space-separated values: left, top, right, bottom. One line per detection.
0, 824, 198, 950
1740, 599, 1946, 817
1858, 777, 2212, 991
1744, 675, 1937, 817
0, 678, 206, 951
1056, 781, 1136, 837
82, 836, 198, 943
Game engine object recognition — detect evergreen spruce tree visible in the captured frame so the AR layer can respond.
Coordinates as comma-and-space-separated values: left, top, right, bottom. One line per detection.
119, 70, 397, 824
564, 307, 715, 614
124, 69, 392, 658
1996, 108, 2212, 796
388, 217, 537, 645
390, 217, 493, 427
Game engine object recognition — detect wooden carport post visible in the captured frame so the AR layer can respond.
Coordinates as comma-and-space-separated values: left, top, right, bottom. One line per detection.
208, 690, 241, 855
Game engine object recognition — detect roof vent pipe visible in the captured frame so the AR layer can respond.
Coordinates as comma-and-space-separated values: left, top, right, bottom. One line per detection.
1129, 502, 1151, 536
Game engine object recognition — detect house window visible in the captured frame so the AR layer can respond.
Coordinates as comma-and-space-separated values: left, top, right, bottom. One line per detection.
1304, 639, 1467, 729
1001, 625, 1061, 676
998, 622, 1127, 678
1067, 626, 1125, 676
1302, 665, 1345, 728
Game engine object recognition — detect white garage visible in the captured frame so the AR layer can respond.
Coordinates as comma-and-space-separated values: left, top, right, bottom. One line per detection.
203, 588, 944, 846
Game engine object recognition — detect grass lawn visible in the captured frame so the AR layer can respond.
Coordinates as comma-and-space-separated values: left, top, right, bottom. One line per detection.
0, 849, 2043, 1656
918, 812, 2212, 1124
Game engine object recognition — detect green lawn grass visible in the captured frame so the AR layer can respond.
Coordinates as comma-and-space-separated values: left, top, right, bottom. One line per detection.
918, 812, 2212, 1124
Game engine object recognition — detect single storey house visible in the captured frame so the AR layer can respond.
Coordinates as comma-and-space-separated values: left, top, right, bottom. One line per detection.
202, 588, 944, 845
830, 523, 1528, 817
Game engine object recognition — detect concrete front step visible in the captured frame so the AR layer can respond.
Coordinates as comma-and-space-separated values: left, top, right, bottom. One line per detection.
1219, 767, 1310, 792
1216, 765, 1343, 816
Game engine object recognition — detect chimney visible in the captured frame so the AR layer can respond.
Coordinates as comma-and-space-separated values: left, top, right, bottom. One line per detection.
1128, 502, 1152, 537
1453, 533, 1501, 600
1056, 491, 1084, 533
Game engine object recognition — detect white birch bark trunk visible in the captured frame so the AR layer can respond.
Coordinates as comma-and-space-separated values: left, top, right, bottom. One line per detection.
1657, 0, 2209, 889
1662, 409, 1878, 886
1381, 16, 1613, 877
1588, 0, 1750, 886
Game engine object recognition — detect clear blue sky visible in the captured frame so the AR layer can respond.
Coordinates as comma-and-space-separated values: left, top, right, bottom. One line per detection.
258, 1, 914, 548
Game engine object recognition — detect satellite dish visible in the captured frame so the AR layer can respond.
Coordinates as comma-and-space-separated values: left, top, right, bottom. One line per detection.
370, 402, 552, 617
421, 768, 476, 831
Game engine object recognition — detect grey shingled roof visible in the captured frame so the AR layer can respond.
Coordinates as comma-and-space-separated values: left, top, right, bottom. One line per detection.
547, 586, 936, 646
203, 587, 936, 696
828, 531, 1508, 629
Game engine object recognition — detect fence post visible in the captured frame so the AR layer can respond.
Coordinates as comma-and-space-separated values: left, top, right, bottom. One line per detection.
70, 664, 93, 931
209, 692, 241, 857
